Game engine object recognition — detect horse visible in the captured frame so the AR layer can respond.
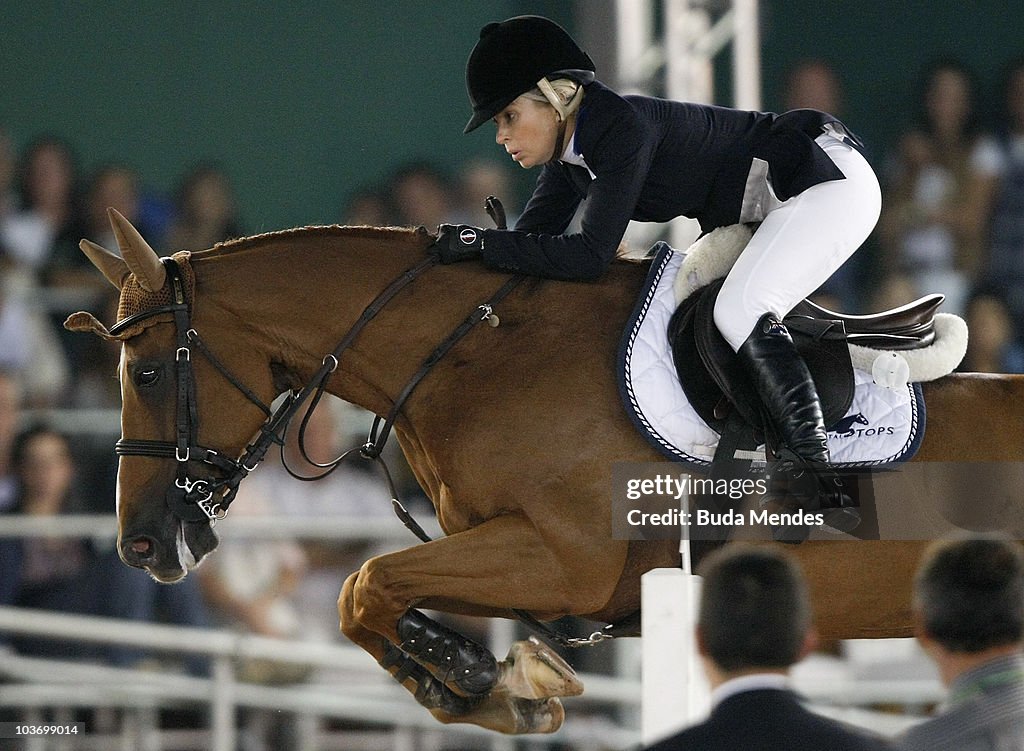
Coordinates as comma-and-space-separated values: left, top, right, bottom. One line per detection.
67, 209, 1024, 734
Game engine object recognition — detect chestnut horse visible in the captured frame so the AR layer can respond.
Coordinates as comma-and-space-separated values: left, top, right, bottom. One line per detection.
68, 210, 1024, 734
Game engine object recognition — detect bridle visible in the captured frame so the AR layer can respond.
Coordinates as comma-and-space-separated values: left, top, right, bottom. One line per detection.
112, 253, 522, 528
111, 257, 280, 522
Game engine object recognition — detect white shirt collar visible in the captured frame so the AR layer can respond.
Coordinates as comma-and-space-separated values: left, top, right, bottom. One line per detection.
560, 133, 594, 177
560, 132, 580, 162
710, 673, 790, 709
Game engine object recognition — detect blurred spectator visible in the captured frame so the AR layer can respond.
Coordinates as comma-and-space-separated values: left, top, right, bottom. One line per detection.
897, 534, 1024, 751
642, 545, 891, 751
0, 128, 16, 220
93, 549, 214, 675
231, 395, 401, 642
342, 184, 392, 226
878, 59, 1001, 316
783, 58, 845, 118
197, 491, 307, 641
0, 136, 84, 285
448, 159, 521, 229
197, 480, 310, 684
43, 165, 134, 408
0, 137, 80, 406
0, 272, 70, 408
165, 163, 243, 251
46, 164, 146, 288
959, 284, 1024, 373
388, 161, 453, 229
984, 56, 1024, 334
0, 370, 22, 511
0, 424, 99, 659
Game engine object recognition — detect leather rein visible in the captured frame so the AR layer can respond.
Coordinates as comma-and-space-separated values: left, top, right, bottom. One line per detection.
112, 252, 522, 533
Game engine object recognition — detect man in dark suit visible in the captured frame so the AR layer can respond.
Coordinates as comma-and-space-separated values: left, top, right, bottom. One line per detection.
643, 545, 892, 750
897, 534, 1024, 751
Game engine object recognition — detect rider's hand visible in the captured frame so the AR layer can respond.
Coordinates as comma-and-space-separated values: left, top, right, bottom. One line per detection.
429, 224, 484, 264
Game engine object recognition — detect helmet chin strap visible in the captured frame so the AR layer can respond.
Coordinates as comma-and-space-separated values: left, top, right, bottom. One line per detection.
538, 77, 583, 164
549, 117, 570, 164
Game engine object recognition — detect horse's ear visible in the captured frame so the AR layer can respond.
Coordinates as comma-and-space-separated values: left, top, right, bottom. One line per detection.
79, 238, 131, 290
108, 207, 166, 292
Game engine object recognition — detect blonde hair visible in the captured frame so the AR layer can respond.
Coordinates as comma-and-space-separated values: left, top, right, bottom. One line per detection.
521, 78, 584, 121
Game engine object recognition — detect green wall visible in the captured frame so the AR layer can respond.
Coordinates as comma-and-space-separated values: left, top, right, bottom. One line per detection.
0, 1, 564, 231
4, 1, 1022, 233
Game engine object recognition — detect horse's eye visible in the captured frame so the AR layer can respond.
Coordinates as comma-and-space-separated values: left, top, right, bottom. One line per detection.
135, 368, 161, 387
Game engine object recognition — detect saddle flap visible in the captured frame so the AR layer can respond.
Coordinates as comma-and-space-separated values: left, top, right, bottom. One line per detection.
667, 285, 726, 432
785, 316, 855, 427
668, 282, 856, 441
692, 279, 764, 429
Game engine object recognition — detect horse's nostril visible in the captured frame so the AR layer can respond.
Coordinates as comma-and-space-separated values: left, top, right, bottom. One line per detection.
122, 535, 158, 565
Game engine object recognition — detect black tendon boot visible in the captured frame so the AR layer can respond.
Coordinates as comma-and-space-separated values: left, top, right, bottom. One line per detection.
396, 609, 499, 697
737, 314, 861, 542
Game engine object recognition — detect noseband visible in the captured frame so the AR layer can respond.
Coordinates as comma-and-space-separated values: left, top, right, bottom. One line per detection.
113, 253, 522, 527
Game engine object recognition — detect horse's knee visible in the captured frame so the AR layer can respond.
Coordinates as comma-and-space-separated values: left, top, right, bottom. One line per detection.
347, 556, 407, 639
338, 571, 363, 640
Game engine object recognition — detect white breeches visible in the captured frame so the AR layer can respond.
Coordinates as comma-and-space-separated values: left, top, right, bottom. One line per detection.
713, 133, 882, 350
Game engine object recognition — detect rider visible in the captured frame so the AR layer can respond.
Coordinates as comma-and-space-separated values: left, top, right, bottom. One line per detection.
429, 15, 881, 537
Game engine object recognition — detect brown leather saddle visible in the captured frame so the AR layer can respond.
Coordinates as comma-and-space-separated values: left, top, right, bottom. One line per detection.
667, 281, 943, 471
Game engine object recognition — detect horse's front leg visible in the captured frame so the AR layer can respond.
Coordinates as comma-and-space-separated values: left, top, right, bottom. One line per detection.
338, 512, 624, 733
336, 573, 495, 722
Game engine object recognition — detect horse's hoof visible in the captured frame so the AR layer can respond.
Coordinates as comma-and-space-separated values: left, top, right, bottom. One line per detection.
429, 694, 565, 734
500, 637, 584, 700
512, 697, 565, 734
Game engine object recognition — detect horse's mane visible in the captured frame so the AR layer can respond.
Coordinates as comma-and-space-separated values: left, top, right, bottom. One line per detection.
212, 224, 431, 255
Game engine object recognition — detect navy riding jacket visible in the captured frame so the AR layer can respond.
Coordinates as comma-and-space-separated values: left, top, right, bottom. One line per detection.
479, 80, 855, 281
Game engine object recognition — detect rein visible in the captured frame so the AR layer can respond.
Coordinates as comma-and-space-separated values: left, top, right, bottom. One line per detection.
116, 234, 616, 649
284, 267, 524, 544
113, 253, 523, 531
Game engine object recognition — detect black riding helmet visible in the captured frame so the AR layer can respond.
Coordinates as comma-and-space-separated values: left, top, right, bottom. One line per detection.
463, 15, 596, 134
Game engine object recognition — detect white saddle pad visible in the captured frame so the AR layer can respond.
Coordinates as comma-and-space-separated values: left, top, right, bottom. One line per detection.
618, 243, 926, 469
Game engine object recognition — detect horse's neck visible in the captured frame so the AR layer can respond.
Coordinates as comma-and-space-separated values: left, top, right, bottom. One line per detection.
190, 228, 497, 416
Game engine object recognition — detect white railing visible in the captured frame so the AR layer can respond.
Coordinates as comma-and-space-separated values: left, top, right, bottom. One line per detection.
0, 515, 940, 747
0, 513, 430, 544
0, 606, 641, 751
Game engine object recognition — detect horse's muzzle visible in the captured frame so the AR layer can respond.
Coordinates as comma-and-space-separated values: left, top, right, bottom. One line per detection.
118, 517, 218, 582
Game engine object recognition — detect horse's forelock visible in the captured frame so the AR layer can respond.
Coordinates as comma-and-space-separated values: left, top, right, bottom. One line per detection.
116, 250, 196, 325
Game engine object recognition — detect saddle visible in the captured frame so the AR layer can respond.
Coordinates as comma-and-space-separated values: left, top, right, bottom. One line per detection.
667, 281, 943, 474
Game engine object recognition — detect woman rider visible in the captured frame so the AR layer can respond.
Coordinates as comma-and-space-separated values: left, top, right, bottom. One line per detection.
430, 16, 881, 538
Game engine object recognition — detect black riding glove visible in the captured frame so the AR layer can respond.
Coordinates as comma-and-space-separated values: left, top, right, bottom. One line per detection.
430, 224, 484, 264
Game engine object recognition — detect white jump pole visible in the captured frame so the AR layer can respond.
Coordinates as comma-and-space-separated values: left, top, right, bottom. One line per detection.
640, 482, 710, 744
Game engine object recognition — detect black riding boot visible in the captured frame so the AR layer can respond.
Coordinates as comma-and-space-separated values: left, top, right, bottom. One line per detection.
737, 314, 860, 541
